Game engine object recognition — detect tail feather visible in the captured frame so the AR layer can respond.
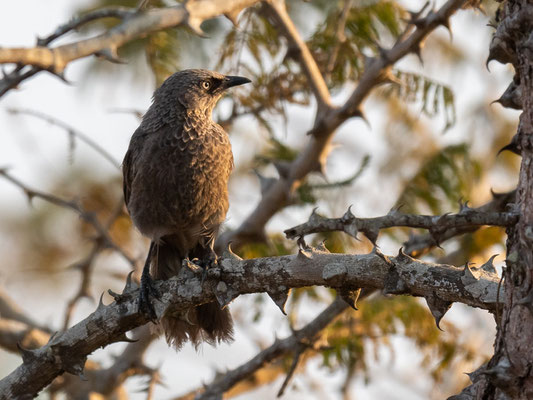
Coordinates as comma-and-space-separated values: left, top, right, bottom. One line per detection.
151, 240, 234, 349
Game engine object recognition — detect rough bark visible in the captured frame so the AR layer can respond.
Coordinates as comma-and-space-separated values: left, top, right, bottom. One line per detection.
452, 1, 533, 398
0, 247, 502, 399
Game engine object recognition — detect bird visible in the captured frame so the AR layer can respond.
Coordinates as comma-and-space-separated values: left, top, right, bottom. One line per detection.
122, 69, 251, 348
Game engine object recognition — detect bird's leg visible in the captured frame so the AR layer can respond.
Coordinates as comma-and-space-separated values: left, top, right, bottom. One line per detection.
199, 240, 218, 284
139, 241, 159, 322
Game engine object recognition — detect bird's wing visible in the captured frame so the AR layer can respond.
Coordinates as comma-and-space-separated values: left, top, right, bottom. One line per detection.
122, 127, 148, 207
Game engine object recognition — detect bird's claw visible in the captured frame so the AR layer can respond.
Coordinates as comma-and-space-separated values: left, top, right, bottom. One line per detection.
139, 273, 159, 322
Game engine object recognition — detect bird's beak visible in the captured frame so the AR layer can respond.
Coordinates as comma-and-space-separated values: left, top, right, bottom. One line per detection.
223, 75, 251, 89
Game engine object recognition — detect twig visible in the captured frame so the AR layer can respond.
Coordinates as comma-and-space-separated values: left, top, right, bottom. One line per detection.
0, 169, 134, 265
62, 198, 127, 330
7, 108, 121, 169
326, 0, 354, 78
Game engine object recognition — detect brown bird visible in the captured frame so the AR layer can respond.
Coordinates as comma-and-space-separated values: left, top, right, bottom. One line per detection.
122, 69, 250, 348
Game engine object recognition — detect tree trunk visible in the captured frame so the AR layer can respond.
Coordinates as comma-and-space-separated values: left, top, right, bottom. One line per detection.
468, 0, 533, 398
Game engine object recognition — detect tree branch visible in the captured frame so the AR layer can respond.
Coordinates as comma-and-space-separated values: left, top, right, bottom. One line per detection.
403, 190, 516, 255
0, 246, 502, 398
0, 0, 261, 97
193, 296, 350, 400
284, 207, 518, 245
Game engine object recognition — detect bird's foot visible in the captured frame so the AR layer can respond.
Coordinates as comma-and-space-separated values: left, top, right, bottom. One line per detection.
200, 252, 218, 284
138, 272, 160, 322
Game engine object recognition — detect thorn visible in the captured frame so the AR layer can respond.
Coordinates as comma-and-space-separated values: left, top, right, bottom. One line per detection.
462, 262, 480, 284
492, 80, 522, 110
441, 17, 452, 39
17, 343, 39, 364
123, 270, 138, 293
373, 246, 392, 266
413, 44, 424, 65
459, 199, 473, 213
396, 247, 413, 262
425, 293, 452, 330
186, 18, 207, 37
96, 292, 106, 311
342, 205, 355, 222
297, 248, 312, 260
46, 68, 70, 84
64, 360, 87, 380
222, 242, 242, 261
214, 281, 238, 309
111, 333, 139, 344
315, 240, 330, 253
481, 254, 499, 275
339, 288, 361, 310
108, 289, 121, 300
363, 228, 379, 245
308, 207, 322, 224
487, 35, 514, 67
497, 135, 521, 156
268, 288, 290, 315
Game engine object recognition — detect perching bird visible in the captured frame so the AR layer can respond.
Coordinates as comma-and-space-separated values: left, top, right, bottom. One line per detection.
122, 69, 250, 348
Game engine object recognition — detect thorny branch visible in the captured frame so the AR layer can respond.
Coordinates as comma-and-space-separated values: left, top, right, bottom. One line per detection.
0, 0, 261, 97
0, 246, 502, 398
285, 206, 518, 246
217, 0, 468, 251
0, 288, 157, 398
403, 190, 516, 255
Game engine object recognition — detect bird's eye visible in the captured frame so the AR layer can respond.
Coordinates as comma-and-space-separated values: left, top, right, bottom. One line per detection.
201, 81, 211, 90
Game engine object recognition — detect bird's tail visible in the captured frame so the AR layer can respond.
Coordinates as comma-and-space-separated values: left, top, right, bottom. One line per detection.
151, 241, 234, 349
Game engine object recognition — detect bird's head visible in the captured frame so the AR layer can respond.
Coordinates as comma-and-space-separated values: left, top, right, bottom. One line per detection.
154, 69, 251, 116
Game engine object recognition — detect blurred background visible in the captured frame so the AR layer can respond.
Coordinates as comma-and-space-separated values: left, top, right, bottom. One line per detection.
0, 0, 520, 399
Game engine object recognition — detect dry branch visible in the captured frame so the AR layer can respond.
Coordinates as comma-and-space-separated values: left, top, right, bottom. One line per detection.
0, 246, 502, 398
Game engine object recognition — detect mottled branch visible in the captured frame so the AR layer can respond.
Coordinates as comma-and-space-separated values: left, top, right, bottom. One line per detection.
0, 247, 502, 398
403, 190, 516, 255
284, 207, 518, 245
